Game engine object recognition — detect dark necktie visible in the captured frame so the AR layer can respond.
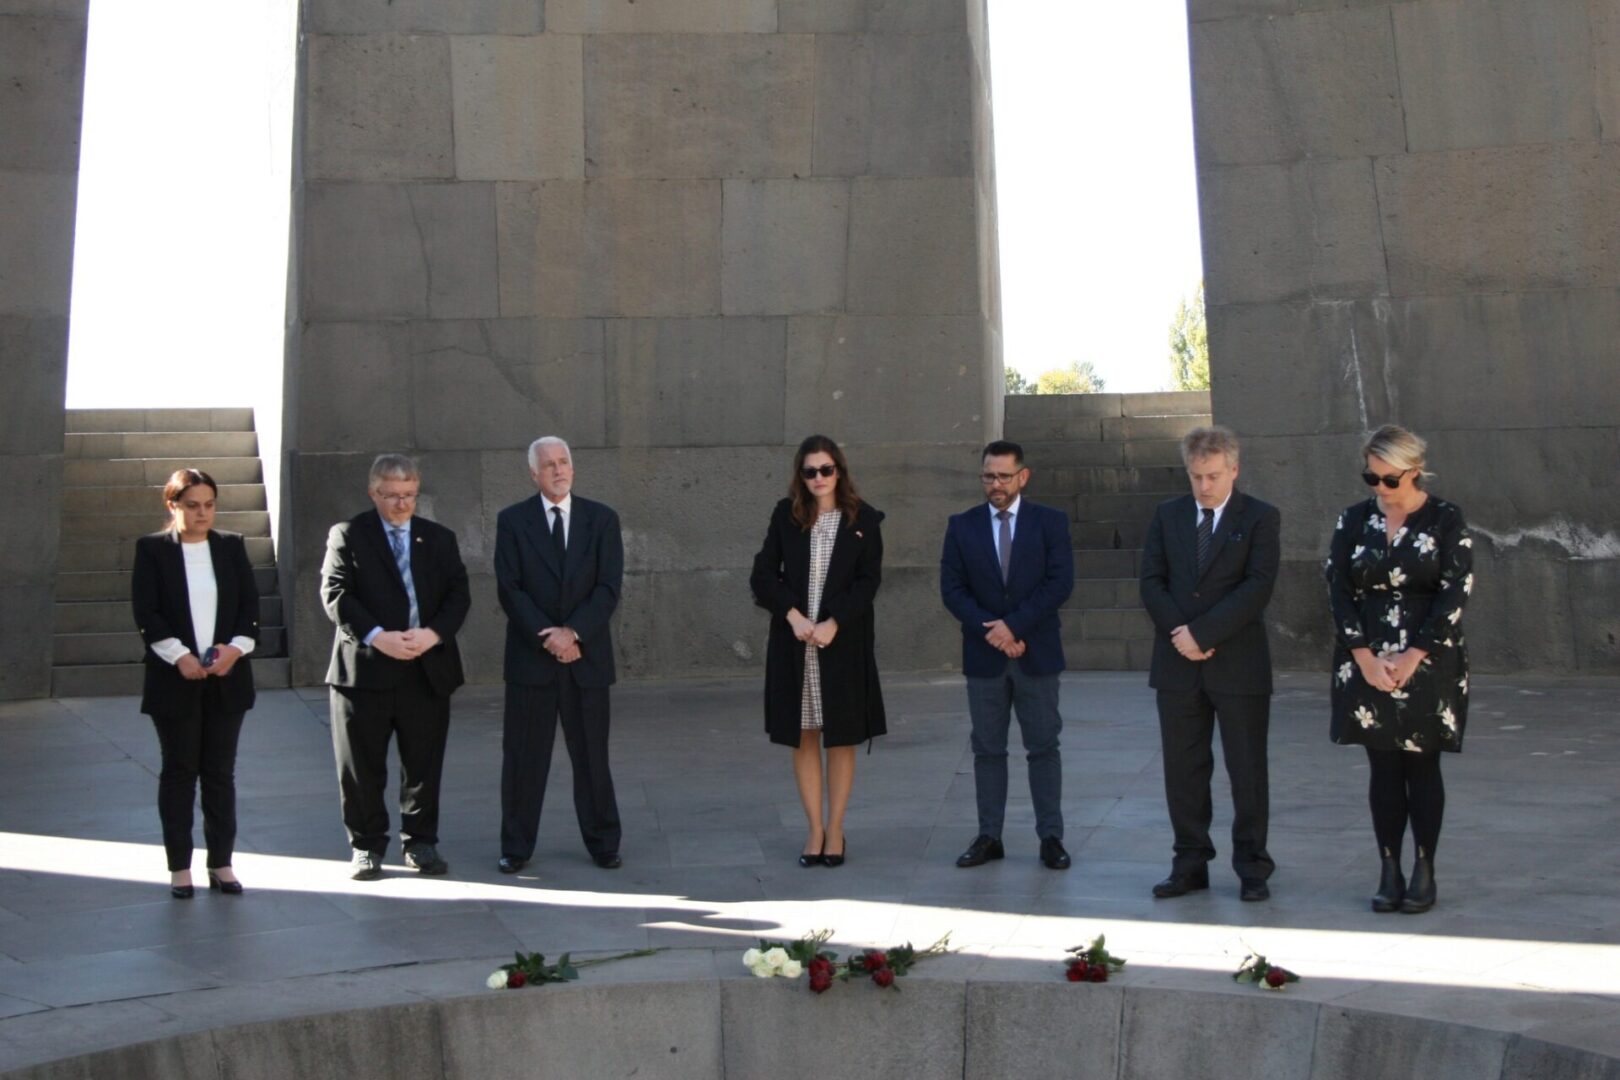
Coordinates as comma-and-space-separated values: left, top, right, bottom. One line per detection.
1196, 507, 1213, 572
551, 506, 566, 560
996, 509, 1012, 582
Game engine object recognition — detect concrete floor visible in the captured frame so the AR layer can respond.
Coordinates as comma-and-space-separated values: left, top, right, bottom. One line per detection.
1, 671, 1617, 1072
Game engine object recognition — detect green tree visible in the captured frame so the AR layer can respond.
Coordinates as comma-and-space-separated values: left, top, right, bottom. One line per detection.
1005, 366, 1032, 395
1168, 280, 1209, 391
1035, 360, 1106, 395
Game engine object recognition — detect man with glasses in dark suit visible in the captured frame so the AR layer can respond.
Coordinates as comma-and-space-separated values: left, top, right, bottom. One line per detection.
321, 453, 470, 880
941, 440, 1075, 871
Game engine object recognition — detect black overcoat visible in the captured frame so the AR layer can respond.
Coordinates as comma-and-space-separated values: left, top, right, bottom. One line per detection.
750, 498, 886, 748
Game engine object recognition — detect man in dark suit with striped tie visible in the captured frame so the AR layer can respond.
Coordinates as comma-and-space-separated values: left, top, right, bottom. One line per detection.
321, 453, 470, 880
493, 436, 625, 874
1140, 426, 1280, 902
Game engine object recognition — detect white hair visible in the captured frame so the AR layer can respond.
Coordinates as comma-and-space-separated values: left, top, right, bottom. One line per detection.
368, 452, 419, 489
527, 436, 572, 472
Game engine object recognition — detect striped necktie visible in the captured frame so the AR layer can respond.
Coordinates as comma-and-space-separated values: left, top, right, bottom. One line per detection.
1195, 507, 1213, 572
388, 526, 421, 629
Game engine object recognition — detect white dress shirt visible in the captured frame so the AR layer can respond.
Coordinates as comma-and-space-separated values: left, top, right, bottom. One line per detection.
542, 492, 573, 545
1195, 491, 1233, 535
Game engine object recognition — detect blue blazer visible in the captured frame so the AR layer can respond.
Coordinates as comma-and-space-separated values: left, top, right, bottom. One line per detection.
940, 499, 1074, 677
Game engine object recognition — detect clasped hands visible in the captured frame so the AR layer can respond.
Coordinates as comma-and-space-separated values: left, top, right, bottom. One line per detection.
1171, 625, 1215, 662
787, 609, 838, 648
539, 625, 582, 664
175, 644, 246, 681
982, 619, 1026, 659
1355, 648, 1426, 693
371, 628, 442, 662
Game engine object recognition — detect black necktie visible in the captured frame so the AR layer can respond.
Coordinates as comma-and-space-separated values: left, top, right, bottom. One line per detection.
551, 506, 565, 559
996, 509, 1012, 582
1196, 507, 1213, 572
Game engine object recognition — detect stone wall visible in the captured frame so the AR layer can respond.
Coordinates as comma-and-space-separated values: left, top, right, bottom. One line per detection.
1189, 0, 1620, 672
284, 0, 1002, 684
0, 1, 87, 699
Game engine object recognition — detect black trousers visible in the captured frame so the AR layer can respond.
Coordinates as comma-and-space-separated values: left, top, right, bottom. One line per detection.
1156, 687, 1274, 880
330, 663, 450, 855
150, 682, 247, 872
500, 671, 621, 861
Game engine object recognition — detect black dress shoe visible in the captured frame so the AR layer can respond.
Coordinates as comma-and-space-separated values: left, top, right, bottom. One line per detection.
1151, 869, 1209, 898
797, 851, 823, 868
822, 842, 846, 868
170, 883, 195, 899
1371, 854, 1405, 913
1401, 854, 1436, 914
1240, 878, 1270, 902
497, 855, 528, 874
592, 852, 622, 869
208, 871, 244, 895
1039, 837, 1071, 870
956, 834, 1005, 868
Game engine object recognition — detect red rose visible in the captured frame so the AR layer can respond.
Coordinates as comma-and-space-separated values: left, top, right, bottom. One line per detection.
1087, 964, 1107, 983
808, 957, 831, 977
865, 951, 888, 972
1265, 968, 1287, 988
507, 971, 526, 989
1066, 963, 1085, 983
872, 967, 895, 988
809, 971, 833, 993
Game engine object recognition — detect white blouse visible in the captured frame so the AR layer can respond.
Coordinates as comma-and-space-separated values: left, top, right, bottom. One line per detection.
150, 540, 257, 665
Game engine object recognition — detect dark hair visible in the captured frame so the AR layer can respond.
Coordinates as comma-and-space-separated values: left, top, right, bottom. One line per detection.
982, 440, 1024, 466
789, 434, 862, 530
162, 468, 219, 529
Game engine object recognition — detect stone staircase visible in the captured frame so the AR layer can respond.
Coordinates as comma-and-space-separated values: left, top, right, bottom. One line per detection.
1005, 390, 1212, 670
52, 409, 289, 696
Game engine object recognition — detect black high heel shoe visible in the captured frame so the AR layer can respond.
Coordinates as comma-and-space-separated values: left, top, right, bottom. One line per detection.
798, 848, 824, 868
822, 840, 846, 868
171, 883, 195, 899
1371, 850, 1404, 913
208, 871, 244, 896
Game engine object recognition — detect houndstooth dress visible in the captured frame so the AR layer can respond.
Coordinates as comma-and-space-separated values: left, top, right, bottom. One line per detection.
800, 510, 839, 730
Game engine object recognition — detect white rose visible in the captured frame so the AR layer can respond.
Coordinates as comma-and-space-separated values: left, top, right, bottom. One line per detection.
487, 970, 510, 990
764, 947, 791, 972
742, 948, 763, 971
781, 959, 803, 979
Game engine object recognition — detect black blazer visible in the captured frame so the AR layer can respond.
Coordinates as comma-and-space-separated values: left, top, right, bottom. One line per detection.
132, 530, 259, 716
750, 498, 886, 748
1139, 490, 1281, 694
494, 494, 623, 688
320, 511, 470, 697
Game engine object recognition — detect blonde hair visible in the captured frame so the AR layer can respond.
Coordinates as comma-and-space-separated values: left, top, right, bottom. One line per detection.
1180, 425, 1240, 468
1362, 424, 1434, 485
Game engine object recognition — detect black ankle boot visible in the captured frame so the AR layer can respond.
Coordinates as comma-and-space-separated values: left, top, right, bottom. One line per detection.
1401, 849, 1436, 914
1371, 849, 1405, 913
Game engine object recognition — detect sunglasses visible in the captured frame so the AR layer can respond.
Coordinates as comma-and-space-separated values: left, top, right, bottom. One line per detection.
1361, 468, 1412, 490
801, 465, 838, 479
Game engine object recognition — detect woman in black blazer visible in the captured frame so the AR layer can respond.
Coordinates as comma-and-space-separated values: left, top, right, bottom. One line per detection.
750, 435, 886, 868
131, 469, 260, 898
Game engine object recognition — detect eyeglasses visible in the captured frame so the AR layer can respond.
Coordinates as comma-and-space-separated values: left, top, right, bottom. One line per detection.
980, 471, 1022, 486
376, 491, 419, 504
1361, 469, 1412, 490
801, 465, 837, 479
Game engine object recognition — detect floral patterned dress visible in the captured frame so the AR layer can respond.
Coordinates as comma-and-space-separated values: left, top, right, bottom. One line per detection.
1325, 496, 1473, 753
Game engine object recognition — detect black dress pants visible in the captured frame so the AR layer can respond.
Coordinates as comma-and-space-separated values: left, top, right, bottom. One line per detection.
1156, 687, 1275, 880
150, 681, 246, 872
500, 669, 621, 861
330, 662, 450, 855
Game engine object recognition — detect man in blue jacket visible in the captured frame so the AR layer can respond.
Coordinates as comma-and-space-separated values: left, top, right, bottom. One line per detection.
941, 440, 1076, 870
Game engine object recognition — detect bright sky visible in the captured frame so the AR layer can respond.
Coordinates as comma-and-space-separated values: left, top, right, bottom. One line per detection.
64, 2, 1202, 405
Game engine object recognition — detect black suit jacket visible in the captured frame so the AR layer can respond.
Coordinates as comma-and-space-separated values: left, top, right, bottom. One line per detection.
1139, 490, 1280, 694
495, 494, 623, 688
320, 511, 470, 697
132, 529, 259, 716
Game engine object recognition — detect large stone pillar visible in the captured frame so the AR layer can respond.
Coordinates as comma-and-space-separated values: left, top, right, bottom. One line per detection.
1189, 0, 1620, 673
0, 1, 87, 699
286, 0, 1002, 683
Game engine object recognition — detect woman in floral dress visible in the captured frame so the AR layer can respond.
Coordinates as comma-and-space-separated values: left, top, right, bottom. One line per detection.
1326, 425, 1472, 915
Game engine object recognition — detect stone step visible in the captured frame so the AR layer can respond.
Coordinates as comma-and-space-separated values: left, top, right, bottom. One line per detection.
65, 431, 259, 460
51, 656, 291, 697
54, 597, 285, 635
1029, 464, 1186, 496
1065, 637, 1154, 671
62, 483, 266, 515
1069, 519, 1149, 549
1016, 440, 1186, 469
53, 626, 286, 666
64, 408, 256, 434
1011, 412, 1211, 444
1004, 391, 1212, 421
64, 457, 265, 487
56, 566, 280, 602
1074, 547, 1140, 579
1065, 578, 1143, 610
1073, 491, 1172, 524
59, 536, 276, 572
61, 510, 271, 543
